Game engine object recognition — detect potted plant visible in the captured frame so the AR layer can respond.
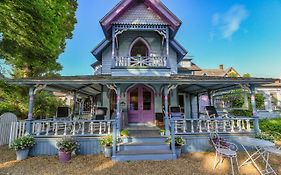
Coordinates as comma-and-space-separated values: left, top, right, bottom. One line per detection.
100, 135, 114, 158
120, 129, 129, 143
166, 136, 185, 158
160, 129, 165, 136
56, 137, 79, 163
10, 134, 35, 161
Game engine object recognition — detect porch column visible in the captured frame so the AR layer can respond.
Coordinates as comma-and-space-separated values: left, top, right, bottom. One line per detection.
196, 94, 200, 118
116, 85, 121, 135
26, 86, 35, 134
263, 91, 273, 112
277, 91, 281, 108
250, 85, 260, 134
72, 91, 77, 117
207, 90, 212, 106
164, 86, 170, 136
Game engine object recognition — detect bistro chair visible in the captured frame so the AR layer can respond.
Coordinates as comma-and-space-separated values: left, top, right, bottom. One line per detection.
210, 133, 239, 175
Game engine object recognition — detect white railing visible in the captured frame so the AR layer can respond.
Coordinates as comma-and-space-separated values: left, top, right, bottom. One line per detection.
114, 56, 167, 67
171, 117, 256, 135
9, 121, 27, 146
9, 120, 115, 145
31, 120, 114, 137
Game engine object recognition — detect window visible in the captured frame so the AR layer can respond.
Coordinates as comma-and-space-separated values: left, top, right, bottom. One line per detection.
130, 38, 150, 57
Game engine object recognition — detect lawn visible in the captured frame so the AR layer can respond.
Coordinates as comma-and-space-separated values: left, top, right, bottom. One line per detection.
1, 145, 281, 175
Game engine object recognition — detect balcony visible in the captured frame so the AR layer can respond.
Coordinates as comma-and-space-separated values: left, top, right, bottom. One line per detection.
113, 56, 167, 68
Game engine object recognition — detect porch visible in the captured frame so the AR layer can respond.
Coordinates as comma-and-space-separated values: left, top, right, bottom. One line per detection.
7, 75, 275, 159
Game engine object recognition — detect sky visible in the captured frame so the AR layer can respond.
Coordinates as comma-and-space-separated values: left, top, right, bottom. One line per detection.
58, 0, 281, 78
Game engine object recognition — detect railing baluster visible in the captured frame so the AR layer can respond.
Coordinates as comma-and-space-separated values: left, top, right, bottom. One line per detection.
81, 122, 85, 135
207, 120, 210, 132
90, 122, 94, 134
72, 122, 76, 135
198, 120, 202, 133
99, 122, 102, 135
237, 120, 242, 132
63, 122, 67, 135
54, 122, 58, 136
107, 122, 111, 134
223, 120, 226, 132
246, 119, 251, 131
191, 120, 194, 133
231, 120, 235, 132
175, 120, 178, 134
45, 122, 50, 136
36, 123, 41, 136
215, 120, 218, 132
241, 120, 246, 130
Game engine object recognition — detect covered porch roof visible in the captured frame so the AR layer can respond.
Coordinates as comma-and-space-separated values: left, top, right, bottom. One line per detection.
7, 75, 276, 95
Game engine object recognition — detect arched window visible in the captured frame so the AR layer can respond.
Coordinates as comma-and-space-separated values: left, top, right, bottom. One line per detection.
129, 37, 150, 57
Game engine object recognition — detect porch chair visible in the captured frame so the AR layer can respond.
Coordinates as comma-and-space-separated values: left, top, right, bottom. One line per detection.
169, 106, 185, 133
210, 133, 239, 175
91, 107, 108, 133
205, 106, 230, 132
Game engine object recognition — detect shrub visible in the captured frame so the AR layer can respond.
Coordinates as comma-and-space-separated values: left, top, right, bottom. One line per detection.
166, 136, 185, 147
120, 129, 129, 137
10, 135, 35, 151
259, 118, 281, 134
255, 132, 275, 143
230, 109, 253, 117
56, 137, 79, 153
100, 135, 114, 147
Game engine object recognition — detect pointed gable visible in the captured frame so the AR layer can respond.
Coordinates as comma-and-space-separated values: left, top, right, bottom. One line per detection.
100, 0, 181, 36
112, 3, 168, 25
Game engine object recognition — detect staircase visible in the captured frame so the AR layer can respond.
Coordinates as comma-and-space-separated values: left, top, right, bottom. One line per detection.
113, 126, 176, 161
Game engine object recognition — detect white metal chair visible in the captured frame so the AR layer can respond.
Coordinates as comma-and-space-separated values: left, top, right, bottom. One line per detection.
210, 133, 239, 175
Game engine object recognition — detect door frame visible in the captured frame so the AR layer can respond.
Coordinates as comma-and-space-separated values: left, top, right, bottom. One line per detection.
127, 84, 155, 123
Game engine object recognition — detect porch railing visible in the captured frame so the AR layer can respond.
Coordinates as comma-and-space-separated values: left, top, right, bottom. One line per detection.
113, 56, 167, 67
9, 119, 115, 145
171, 117, 257, 135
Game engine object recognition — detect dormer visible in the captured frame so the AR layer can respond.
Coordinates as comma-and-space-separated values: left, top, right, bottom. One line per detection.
92, 0, 187, 76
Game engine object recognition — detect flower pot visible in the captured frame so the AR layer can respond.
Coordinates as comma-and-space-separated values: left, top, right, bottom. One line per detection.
121, 137, 129, 143
58, 150, 71, 163
104, 147, 112, 158
16, 149, 29, 161
160, 132, 165, 136
175, 146, 182, 158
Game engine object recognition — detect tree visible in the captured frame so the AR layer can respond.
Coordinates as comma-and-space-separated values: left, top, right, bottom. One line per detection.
0, 0, 78, 118
0, 0, 78, 78
243, 73, 251, 78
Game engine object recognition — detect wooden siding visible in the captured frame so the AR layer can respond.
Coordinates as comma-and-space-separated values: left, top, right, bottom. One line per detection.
102, 46, 112, 74
30, 137, 102, 156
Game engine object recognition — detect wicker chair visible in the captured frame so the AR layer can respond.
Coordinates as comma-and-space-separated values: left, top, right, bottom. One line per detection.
210, 133, 239, 175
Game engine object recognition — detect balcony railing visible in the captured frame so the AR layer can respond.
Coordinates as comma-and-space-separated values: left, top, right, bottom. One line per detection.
113, 56, 167, 67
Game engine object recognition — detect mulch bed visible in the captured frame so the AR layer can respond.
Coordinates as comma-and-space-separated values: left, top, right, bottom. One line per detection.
0, 145, 280, 175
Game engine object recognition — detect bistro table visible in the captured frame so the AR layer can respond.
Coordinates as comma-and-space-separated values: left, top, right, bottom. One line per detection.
235, 137, 277, 175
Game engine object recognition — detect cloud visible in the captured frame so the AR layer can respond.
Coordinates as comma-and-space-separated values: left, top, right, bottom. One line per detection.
211, 5, 249, 40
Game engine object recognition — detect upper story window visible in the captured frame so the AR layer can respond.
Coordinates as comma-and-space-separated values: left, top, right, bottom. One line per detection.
130, 37, 150, 57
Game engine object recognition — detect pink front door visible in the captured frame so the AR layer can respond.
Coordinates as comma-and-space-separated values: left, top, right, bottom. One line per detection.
127, 85, 154, 123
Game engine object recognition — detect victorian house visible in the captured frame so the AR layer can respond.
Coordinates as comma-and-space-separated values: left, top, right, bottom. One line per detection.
7, 0, 275, 161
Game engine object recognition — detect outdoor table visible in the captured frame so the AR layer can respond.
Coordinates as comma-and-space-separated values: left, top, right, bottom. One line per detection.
235, 137, 277, 175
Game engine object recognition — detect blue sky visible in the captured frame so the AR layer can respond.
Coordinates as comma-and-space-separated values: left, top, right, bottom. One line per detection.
58, 0, 281, 78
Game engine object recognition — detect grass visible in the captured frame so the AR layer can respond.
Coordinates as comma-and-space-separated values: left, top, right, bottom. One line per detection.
1, 145, 281, 175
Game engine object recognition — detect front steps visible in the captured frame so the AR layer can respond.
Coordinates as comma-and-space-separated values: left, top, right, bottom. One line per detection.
113, 126, 176, 161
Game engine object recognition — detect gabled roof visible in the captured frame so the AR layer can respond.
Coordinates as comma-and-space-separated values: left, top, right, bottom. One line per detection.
100, 0, 182, 37
195, 67, 241, 77
112, 3, 168, 25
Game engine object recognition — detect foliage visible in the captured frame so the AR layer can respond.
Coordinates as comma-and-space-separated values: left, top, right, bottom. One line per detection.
120, 129, 129, 137
230, 109, 253, 117
56, 137, 79, 153
243, 73, 251, 78
255, 132, 275, 143
160, 129, 165, 133
0, 0, 78, 78
0, 80, 65, 119
166, 136, 185, 147
100, 135, 114, 147
10, 135, 35, 151
259, 118, 281, 134
227, 71, 239, 78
